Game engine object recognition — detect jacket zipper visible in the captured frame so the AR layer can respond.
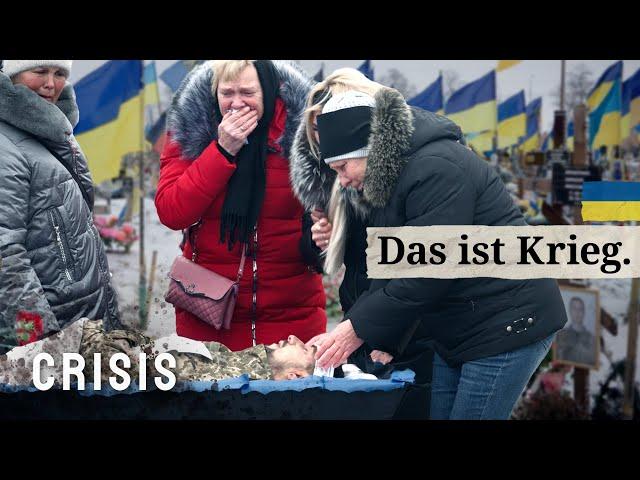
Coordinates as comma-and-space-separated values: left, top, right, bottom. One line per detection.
68, 138, 79, 175
87, 218, 105, 275
49, 210, 73, 282
251, 226, 258, 347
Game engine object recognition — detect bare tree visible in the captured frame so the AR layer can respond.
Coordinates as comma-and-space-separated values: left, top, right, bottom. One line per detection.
550, 63, 594, 114
443, 69, 463, 103
378, 68, 418, 100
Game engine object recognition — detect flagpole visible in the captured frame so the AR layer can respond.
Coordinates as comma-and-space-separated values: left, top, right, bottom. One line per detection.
561, 60, 567, 149
623, 270, 639, 419
493, 69, 498, 154
138, 60, 148, 328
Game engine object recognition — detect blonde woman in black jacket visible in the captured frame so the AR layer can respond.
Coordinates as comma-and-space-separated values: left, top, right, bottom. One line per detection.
290, 69, 567, 420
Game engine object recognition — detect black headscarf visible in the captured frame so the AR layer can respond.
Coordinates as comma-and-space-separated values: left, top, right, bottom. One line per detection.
212, 60, 280, 250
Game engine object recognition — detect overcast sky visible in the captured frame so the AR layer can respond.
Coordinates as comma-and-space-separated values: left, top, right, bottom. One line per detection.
70, 60, 640, 133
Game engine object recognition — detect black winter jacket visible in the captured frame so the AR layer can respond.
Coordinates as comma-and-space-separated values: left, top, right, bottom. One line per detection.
290, 88, 567, 367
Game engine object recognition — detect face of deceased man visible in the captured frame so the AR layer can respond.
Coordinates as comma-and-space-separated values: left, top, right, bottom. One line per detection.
266, 335, 317, 380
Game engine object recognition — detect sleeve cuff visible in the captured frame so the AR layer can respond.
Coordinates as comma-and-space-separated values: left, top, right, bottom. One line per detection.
216, 143, 236, 163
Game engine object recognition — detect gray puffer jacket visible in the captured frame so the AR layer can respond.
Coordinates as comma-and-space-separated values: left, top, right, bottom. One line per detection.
0, 72, 120, 351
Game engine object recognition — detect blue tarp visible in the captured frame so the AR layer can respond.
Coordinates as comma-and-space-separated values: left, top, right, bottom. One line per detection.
1, 370, 415, 396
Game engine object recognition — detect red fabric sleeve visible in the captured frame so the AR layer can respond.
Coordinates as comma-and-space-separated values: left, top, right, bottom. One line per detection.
155, 136, 237, 230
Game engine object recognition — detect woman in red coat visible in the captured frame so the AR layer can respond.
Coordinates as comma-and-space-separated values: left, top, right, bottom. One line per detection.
155, 60, 326, 350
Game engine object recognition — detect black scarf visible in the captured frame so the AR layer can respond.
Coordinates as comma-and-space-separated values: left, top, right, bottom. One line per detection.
213, 60, 280, 250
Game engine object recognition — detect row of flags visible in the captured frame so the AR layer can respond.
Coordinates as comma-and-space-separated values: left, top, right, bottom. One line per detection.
401, 60, 640, 156
73, 60, 640, 187
74, 60, 197, 184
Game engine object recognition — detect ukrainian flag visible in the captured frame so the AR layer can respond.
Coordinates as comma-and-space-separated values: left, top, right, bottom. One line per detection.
466, 130, 494, 154
408, 74, 443, 114
75, 60, 144, 184
497, 60, 521, 72
143, 61, 161, 137
567, 121, 574, 151
357, 60, 374, 81
519, 97, 541, 153
621, 68, 640, 138
582, 181, 640, 221
587, 61, 622, 111
160, 60, 190, 92
541, 132, 552, 152
497, 90, 526, 148
589, 79, 622, 150
445, 70, 497, 151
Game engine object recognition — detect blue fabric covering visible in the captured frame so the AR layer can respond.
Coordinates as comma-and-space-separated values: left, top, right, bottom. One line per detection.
1, 370, 415, 395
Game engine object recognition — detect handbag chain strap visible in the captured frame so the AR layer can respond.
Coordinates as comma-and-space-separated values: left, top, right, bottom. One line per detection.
189, 220, 247, 282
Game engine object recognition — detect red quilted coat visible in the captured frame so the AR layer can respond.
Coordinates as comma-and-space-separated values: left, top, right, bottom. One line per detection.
155, 61, 326, 350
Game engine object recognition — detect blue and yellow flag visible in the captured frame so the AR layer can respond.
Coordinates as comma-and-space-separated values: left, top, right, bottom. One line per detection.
75, 60, 144, 185
519, 97, 541, 152
497, 60, 521, 72
589, 80, 622, 150
541, 132, 552, 152
408, 75, 443, 114
566, 120, 574, 151
582, 181, 640, 221
445, 70, 496, 151
357, 60, 374, 81
465, 130, 494, 155
160, 61, 190, 92
143, 61, 161, 137
497, 90, 526, 148
587, 61, 622, 111
621, 68, 640, 138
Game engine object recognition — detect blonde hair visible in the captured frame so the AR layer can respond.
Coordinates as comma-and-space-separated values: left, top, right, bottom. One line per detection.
323, 177, 348, 276
210, 60, 256, 95
304, 68, 384, 160
304, 68, 384, 276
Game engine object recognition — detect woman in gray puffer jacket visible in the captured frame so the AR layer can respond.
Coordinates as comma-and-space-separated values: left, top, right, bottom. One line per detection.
0, 60, 120, 352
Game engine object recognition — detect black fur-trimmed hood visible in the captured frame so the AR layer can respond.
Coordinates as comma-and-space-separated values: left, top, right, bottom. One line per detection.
166, 60, 314, 161
290, 88, 464, 211
0, 72, 78, 143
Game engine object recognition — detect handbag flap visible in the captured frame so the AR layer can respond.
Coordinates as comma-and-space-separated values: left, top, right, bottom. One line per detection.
169, 256, 237, 300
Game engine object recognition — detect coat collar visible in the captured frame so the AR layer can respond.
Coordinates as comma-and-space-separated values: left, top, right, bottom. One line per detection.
0, 72, 78, 143
166, 60, 313, 161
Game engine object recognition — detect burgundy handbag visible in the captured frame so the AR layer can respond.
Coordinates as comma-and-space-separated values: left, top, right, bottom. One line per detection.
165, 221, 246, 330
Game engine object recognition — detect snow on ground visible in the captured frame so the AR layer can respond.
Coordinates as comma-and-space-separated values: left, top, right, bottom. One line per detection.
105, 198, 182, 338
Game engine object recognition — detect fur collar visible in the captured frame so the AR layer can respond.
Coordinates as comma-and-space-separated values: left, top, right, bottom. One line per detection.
166, 60, 313, 161
289, 88, 415, 212
0, 72, 78, 143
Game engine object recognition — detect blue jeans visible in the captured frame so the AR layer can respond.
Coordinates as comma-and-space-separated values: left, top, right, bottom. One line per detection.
429, 333, 555, 420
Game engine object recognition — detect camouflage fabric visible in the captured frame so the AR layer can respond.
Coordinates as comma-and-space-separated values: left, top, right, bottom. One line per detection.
170, 341, 272, 382
1, 320, 273, 388
79, 322, 272, 382
79, 319, 155, 383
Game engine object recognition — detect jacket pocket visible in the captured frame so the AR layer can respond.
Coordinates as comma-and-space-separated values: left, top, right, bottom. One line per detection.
47, 208, 75, 283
